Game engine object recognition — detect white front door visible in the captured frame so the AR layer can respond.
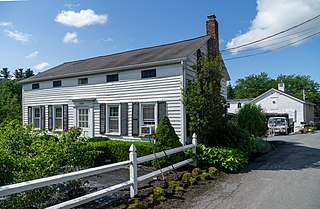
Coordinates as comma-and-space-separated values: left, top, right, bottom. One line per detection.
77, 108, 92, 137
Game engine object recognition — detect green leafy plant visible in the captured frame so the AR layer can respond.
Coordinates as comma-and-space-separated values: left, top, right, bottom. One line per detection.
182, 172, 197, 185
192, 167, 202, 176
208, 167, 218, 176
149, 187, 166, 203
128, 199, 146, 209
237, 103, 267, 137
200, 172, 210, 180
168, 181, 184, 193
0, 120, 97, 208
197, 144, 248, 172
182, 55, 227, 146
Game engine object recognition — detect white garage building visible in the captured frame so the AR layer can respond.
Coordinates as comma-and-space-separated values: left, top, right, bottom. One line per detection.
227, 84, 315, 132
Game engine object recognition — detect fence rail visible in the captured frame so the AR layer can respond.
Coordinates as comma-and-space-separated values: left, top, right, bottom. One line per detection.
0, 133, 197, 209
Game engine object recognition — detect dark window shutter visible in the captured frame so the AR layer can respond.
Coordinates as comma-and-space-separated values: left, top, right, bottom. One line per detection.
100, 104, 106, 134
132, 102, 139, 136
121, 103, 128, 136
28, 106, 32, 124
63, 104, 68, 131
48, 105, 53, 131
158, 101, 167, 123
40, 106, 45, 130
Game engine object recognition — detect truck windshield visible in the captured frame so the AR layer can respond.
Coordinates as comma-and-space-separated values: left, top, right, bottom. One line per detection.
268, 118, 286, 125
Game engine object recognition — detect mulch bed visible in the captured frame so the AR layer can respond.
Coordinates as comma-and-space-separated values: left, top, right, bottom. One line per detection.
104, 165, 230, 209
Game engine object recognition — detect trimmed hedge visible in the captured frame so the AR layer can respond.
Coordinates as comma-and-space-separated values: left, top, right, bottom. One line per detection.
89, 138, 153, 164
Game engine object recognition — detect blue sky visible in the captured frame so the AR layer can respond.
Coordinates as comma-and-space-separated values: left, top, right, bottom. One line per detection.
0, 0, 319, 85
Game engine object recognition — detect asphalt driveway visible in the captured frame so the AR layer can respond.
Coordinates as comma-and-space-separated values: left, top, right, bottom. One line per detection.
189, 132, 320, 209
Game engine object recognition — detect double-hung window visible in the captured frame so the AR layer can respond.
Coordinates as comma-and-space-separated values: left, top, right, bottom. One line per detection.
33, 107, 40, 128
108, 105, 119, 133
141, 104, 156, 134
54, 106, 63, 130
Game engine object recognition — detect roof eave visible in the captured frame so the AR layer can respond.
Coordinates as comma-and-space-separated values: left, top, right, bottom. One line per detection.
19, 57, 187, 84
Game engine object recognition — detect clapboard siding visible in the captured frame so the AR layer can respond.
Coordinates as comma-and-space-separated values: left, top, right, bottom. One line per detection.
23, 70, 183, 138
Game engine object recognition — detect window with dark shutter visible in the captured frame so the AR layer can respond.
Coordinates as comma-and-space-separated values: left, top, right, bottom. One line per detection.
100, 104, 106, 134
62, 104, 68, 131
53, 80, 62, 87
28, 106, 32, 124
121, 103, 128, 136
32, 83, 39, 89
141, 69, 156, 79
40, 106, 45, 130
107, 74, 119, 82
48, 105, 53, 131
157, 101, 167, 122
132, 102, 139, 136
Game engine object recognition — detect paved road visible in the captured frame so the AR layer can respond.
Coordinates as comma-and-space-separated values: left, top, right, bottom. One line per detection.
190, 132, 320, 209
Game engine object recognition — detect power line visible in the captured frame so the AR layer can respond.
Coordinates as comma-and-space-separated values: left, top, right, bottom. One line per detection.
221, 26, 320, 55
221, 14, 320, 52
224, 31, 320, 61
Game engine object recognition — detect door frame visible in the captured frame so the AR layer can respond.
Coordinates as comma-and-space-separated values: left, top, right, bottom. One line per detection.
73, 100, 95, 138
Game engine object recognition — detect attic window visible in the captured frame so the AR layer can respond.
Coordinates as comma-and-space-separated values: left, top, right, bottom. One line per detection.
141, 69, 156, 79
53, 80, 62, 87
107, 74, 119, 82
32, 83, 39, 89
78, 78, 88, 85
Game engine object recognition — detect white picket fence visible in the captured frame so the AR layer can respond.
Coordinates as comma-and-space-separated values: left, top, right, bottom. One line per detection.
0, 134, 197, 209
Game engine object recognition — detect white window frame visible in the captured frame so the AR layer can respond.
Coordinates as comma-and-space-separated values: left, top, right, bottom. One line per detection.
53, 105, 63, 130
106, 104, 121, 135
139, 102, 158, 135
33, 106, 41, 129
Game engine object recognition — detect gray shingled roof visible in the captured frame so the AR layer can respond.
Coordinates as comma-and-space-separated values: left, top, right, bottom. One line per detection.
21, 35, 211, 83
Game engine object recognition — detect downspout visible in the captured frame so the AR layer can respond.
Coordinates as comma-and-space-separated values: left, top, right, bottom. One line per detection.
181, 60, 186, 145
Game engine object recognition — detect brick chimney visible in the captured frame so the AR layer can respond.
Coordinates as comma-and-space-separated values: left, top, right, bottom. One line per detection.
206, 14, 219, 59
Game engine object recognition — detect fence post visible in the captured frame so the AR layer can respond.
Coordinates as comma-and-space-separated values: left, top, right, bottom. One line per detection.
192, 133, 197, 166
129, 144, 138, 198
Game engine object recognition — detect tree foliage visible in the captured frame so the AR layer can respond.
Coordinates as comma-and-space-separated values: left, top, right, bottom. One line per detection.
234, 72, 275, 99
182, 54, 226, 146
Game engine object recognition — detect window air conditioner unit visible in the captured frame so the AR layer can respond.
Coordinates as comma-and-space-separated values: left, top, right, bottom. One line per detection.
141, 126, 155, 135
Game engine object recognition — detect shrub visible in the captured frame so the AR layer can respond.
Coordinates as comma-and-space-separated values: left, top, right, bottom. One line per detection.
0, 120, 97, 208
168, 181, 184, 193
128, 199, 146, 209
89, 140, 153, 164
251, 136, 272, 154
192, 167, 202, 176
237, 103, 267, 137
200, 172, 210, 180
154, 116, 185, 167
182, 172, 197, 185
208, 167, 218, 176
149, 187, 166, 203
197, 144, 248, 172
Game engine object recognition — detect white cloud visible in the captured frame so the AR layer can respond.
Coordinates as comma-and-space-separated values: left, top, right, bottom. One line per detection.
5, 29, 31, 43
55, 9, 108, 28
227, 0, 320, 53
63, 32, 78, 43
34, 62, 49, 70
25, 51, 39, 59
0, 21, 12, 27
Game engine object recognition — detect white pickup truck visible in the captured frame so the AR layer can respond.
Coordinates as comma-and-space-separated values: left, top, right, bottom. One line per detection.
268, 116, 294, 135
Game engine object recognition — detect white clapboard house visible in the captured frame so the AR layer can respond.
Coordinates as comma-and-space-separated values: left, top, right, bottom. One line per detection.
20, 15, 230, 144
